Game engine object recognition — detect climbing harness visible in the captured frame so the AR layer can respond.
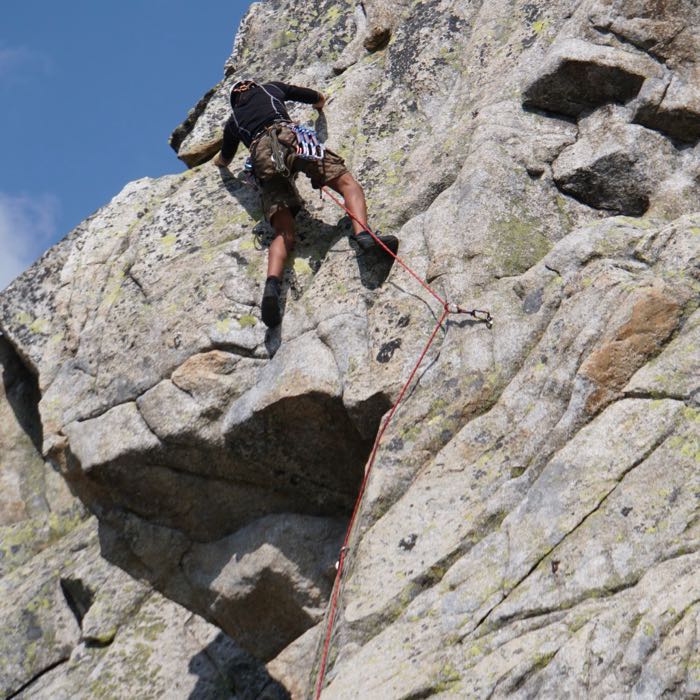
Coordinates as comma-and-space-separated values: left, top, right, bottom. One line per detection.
312, 186, 492, 699
269, 127, 291, 177
244, 122, 326, 182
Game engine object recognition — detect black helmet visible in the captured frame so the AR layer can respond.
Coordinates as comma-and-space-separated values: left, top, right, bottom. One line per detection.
230, 79, 257, 107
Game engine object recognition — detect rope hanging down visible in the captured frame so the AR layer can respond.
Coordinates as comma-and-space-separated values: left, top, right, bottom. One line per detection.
313, 187, 492, 699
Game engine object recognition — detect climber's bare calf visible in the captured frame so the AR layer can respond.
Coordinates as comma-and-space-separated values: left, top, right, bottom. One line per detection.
267, 173, 368, 278
326, 172, 368, 236
267, 208, 296, 279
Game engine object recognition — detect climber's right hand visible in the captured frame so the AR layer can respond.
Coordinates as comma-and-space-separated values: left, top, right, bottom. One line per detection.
313, 93, 326, 111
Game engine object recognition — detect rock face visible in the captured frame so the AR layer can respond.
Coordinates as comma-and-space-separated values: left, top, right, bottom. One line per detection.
1, 0, 699, 698
551, 105, 678, 214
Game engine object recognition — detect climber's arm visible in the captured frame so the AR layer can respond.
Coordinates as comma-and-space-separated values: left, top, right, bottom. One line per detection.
270, 81, 325, 111
214, 118, 240, 167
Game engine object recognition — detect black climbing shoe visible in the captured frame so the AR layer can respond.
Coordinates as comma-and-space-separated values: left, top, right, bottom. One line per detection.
261, 276, 282, 328
352, 230, 399, 257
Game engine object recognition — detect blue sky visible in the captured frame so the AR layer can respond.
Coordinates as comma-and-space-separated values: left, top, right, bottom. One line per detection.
0, 0, 251, 289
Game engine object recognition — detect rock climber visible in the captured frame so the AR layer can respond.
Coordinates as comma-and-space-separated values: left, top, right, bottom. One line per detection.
213, 79, 398, 328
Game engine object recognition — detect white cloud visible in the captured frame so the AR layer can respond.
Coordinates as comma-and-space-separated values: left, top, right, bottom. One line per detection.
0, 43, 51, 82
0, 192, 59, 291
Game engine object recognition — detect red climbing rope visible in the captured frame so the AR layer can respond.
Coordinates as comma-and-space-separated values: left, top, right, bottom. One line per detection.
313, 187, 492, 699
320, 186, 448, 307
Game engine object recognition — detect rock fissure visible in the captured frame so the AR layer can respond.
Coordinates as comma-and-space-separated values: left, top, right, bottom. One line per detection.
204, 341, 267, 360
474, 428, 675, 638
623, 388, 694, 403
497, 643, 563, 696
5, 658, 71, 700
475, 576, 642, 640
123, 265, 148, 301
59, 577, 95, 630
590, 24, 675, 71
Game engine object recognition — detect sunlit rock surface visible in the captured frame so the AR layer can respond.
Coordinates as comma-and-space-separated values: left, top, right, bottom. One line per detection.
1, 0, 699, 697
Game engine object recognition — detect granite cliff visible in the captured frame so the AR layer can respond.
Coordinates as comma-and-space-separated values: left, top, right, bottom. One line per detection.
1, 0, 699, 698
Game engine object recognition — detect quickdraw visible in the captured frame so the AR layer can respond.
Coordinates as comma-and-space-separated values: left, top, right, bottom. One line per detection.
244, 122, 326, 181
291, 124, 325, 161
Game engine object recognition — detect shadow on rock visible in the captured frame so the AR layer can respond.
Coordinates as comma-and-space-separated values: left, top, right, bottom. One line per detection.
354, 244, 396, 289
216, 167, 344, 262
217, 167, 393, 296
187, 631, 290, 700
180, 513, 345, 661
0, 336, 43, 454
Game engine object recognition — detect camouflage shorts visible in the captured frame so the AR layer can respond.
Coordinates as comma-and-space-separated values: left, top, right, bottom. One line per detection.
251, 124, 348, 222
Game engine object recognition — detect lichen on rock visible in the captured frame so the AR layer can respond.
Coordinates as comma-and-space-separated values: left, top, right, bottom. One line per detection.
1, 0, 700, 697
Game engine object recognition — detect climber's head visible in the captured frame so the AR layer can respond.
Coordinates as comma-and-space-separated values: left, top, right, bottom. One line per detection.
230, 79, 257, 108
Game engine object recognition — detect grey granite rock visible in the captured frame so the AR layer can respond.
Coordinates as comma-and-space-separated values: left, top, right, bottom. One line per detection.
522, 38, 660, 117
634, 67, 700, 142
1, 517, 284, 700
1, 0, 699, 697
183, 513, 344, 660
589, 0, 700, 68
552, 105, 678, 214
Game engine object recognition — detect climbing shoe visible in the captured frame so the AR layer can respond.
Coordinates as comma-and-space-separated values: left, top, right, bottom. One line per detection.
352, 230, 399, 257
261, 276, 282, 328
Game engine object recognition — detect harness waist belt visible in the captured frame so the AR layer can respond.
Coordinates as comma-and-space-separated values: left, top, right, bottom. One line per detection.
249, 119, 294, 149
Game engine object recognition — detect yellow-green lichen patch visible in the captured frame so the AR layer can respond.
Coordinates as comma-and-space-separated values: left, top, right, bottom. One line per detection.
15, 311, 33, 326
90, 627, 118, 646
401, 423, 422, 442
104, 284, 123, 305
245, 255, 263, 279
615, 216, 654, 230
681, 406, 700, 423
491, 215, 552, 276
293, 257, 313, 276
271, 30, 296, 49
47, 509, 87, 540
29, 318, 51, 335
225, 208, 255, 229
48, 331, 65, 347
238, 314, 257, 328
324, 5, 342, 23
426, 397, 449, 425
216, 318, 233, 333
531, 650, 557, 670
430, 661, 462, 693
141, 621, 167, 642
438, 45, 463, 70
554, 194, 576, 232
